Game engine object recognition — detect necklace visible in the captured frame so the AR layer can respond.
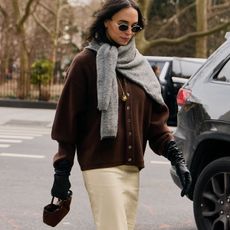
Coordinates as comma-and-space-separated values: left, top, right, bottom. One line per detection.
117, 77, 128, 102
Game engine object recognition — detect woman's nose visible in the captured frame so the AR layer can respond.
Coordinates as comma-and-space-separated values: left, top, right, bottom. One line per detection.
125, 28, 133, 35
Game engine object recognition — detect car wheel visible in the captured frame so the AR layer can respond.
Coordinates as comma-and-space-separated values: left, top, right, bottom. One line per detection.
193, 157, 230, 230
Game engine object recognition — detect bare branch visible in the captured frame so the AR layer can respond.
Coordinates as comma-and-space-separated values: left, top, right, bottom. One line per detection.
32, 13, 53, 39
19, 0, 38, 27
38, 1, 56, 16
154, 2, 196, 38
211, 2, 230, 11
208, 3, 230, 19
144, 20, 230, 51
0, 4, 8, 18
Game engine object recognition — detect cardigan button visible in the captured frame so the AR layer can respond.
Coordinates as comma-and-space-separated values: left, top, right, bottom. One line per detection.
128, 158, 132, 162
128, 145, 132, 149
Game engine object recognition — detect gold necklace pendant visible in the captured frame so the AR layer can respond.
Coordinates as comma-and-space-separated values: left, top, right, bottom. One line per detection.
121, 94, 128, 102
117, 77, 128, 102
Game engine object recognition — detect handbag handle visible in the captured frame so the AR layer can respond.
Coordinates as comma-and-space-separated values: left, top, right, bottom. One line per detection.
51, 197, 55, 204
51, 190, 72, 204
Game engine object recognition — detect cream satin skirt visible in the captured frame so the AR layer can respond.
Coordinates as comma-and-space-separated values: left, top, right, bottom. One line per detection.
82, 165, 140, 230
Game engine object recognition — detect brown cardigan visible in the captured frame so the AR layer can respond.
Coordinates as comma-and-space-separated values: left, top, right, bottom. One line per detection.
51, 48, 173, 171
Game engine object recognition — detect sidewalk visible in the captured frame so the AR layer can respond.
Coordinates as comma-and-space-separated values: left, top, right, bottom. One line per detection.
0, 107, 55, 128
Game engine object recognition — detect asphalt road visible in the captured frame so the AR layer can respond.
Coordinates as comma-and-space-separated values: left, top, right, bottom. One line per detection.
0, 107, 197, 230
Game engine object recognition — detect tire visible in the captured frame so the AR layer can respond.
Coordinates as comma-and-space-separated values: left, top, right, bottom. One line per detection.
193, 157, 230, 230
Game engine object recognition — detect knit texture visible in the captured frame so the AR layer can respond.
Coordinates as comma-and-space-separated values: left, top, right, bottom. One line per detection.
86, 38, 164, 139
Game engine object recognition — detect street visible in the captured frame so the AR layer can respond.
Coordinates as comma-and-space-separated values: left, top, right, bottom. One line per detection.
0, 107, 197, 230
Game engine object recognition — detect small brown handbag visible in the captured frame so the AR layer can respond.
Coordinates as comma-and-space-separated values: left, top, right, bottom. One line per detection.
43, 190, 72, 227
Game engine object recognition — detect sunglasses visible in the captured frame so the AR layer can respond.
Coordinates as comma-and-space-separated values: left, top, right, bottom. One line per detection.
117, 23, 142, 33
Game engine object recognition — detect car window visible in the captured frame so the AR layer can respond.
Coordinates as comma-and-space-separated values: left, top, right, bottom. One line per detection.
214, 59, 230, 82
172, 58, 205, 79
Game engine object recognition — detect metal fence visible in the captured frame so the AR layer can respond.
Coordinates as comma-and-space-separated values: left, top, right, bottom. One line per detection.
0, 74, 64, 102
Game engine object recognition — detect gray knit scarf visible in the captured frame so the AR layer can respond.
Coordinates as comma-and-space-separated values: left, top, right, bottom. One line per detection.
86, 38, 164, 140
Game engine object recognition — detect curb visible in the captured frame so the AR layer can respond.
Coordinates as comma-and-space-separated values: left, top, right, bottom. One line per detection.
0, 99, 57, 110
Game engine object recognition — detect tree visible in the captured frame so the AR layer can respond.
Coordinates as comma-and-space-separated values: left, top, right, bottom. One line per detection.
32, 0, 102, 83
31, 59, 53, 100
11, 0, 39, 98
136, 0, 230, 57
32, 0, 73, 83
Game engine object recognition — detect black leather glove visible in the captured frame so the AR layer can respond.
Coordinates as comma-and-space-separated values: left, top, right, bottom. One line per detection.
51, 160, 71, 200
165, 141, 192, 197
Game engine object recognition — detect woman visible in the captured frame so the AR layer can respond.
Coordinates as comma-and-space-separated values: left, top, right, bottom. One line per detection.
50, 0, 192, 229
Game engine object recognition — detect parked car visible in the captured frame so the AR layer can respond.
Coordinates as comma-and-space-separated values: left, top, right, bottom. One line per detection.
170, 32, 230, 230
146, 56, 206, 125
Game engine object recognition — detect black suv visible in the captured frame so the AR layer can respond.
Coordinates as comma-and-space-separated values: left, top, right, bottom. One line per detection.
170, 32, 230, 230
146, 56, 206, 126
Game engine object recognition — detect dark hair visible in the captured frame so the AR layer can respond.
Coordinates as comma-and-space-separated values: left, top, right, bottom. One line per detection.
87, 0, 144, 43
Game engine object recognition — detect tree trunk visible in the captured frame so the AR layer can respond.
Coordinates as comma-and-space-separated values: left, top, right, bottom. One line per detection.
51, 0, 61, 84
17, 32, 30, 99
0, 5, 10, 83
196, 0, 208, 57
11, 0, 37, 99
136, 0, 151, 53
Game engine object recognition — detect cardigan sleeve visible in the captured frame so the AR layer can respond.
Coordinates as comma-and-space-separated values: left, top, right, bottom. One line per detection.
148, 101, 174, 156
51, 53, 87, 167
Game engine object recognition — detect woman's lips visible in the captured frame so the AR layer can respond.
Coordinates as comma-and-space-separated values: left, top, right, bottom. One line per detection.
120, 37, 131, 42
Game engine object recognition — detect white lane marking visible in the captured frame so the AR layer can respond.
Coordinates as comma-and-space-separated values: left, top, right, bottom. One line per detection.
0, 127, 50, 133
0, 135, 34, 139
0, 132, 42, 137
0, 153, 45, 159
0, 139, 22, 143
150, 160, 170, 165
0, 144, 10, 148
0, 129, 49, 134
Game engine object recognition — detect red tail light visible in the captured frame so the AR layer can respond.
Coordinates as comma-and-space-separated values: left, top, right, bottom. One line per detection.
177, 88, 191, 106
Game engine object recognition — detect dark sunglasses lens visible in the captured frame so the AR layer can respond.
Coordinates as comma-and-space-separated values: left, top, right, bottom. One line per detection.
118, 24, 129, 31
132, 25, 142, 33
